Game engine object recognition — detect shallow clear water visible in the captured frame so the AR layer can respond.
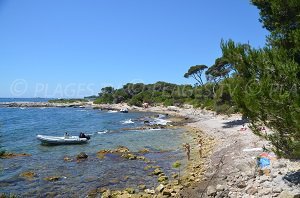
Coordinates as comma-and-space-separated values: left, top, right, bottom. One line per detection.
0, 104, 187, 196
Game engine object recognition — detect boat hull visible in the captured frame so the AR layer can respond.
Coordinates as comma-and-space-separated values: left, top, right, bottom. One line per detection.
37, 135, 89, 145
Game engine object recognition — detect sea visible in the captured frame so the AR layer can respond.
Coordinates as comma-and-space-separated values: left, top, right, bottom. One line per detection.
0, 98, 189, 197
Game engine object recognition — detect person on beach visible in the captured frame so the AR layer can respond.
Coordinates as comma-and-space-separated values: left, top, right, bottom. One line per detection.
183, 143, 191, 161
198, 138, 203, 158
239, 124, 247, 131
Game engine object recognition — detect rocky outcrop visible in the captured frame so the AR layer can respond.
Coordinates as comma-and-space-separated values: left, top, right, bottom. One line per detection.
76, 152, 88, 160
0, 152, 31, 159
44, 176, 61, 182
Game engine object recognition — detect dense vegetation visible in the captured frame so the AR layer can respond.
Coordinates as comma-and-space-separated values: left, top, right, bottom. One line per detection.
94, 0, 299, 158
94, 82, 237, 114
198, 0, 300, 158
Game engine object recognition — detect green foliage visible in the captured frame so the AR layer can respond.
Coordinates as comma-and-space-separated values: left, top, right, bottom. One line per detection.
172, 161, 182, 182
128, 94, 143, 107
94, 94, 114, 104
172, 161, 181, 169
94, 81, 235, 114
163, 99, 174, 107
220, 38, 300, 158
100, 86, 115, 95
184, 65, 208, 86
251, 0, 300, 62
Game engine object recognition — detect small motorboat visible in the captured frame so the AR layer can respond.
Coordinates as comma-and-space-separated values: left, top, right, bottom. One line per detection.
37, 134, 90, 145
120, 108, 129, 113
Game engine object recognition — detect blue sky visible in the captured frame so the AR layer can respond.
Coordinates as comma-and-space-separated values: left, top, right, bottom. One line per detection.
0, 0, 268, 98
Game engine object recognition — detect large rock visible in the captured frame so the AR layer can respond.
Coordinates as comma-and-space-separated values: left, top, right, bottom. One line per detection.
162, 189, 172, 196
76, 152, 88, 160
155, 184, 165, 193
144, 189, 155, 194
207, 186, 217, 196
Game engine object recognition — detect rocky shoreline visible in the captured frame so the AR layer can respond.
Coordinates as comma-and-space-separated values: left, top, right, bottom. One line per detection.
1, 101, 299, 197
89, 103, 300, 198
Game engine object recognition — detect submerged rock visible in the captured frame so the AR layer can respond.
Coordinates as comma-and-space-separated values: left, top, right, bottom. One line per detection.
144, 165, 152, 171
113, 146, 130, 153
0, 152, 31, 159
63, 156, 73, 162
158, 176, 168, 183
121, 153, 137, 160
138, 148, 150, 153
44, 176, 61, 182
20, 171, 36, 180
97, 149, 110, 159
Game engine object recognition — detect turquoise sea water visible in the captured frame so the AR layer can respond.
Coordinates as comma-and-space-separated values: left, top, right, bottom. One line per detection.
0, 99, 187, 197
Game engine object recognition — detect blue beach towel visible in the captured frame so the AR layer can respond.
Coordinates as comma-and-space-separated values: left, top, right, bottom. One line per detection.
259, 157, 270, 168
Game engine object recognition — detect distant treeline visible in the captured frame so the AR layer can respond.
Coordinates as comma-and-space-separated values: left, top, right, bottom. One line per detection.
48, 99, 88, 103
94, 81, 238, 115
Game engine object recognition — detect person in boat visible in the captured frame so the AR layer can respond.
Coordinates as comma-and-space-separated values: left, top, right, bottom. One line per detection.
64, 132, 70, 138
79, 132, 85, 138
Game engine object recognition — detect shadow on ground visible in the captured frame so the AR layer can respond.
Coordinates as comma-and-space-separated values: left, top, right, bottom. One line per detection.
284, 171, 300, 185
222, 119, 248, 129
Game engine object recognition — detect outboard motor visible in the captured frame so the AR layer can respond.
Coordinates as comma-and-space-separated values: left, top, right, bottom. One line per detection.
85, 135, 91, 140
80, 133, 90, 140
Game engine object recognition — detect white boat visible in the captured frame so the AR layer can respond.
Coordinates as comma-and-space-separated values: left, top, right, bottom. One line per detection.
37, 135, 89, 145
120, 108, 129, 113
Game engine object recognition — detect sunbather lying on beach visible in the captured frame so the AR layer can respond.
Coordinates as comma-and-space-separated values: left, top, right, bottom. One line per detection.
239, 124, 247, 131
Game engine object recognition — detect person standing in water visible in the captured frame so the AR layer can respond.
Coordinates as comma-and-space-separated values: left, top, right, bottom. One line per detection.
184, 143, 191, 161
198, 138, 203, 158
